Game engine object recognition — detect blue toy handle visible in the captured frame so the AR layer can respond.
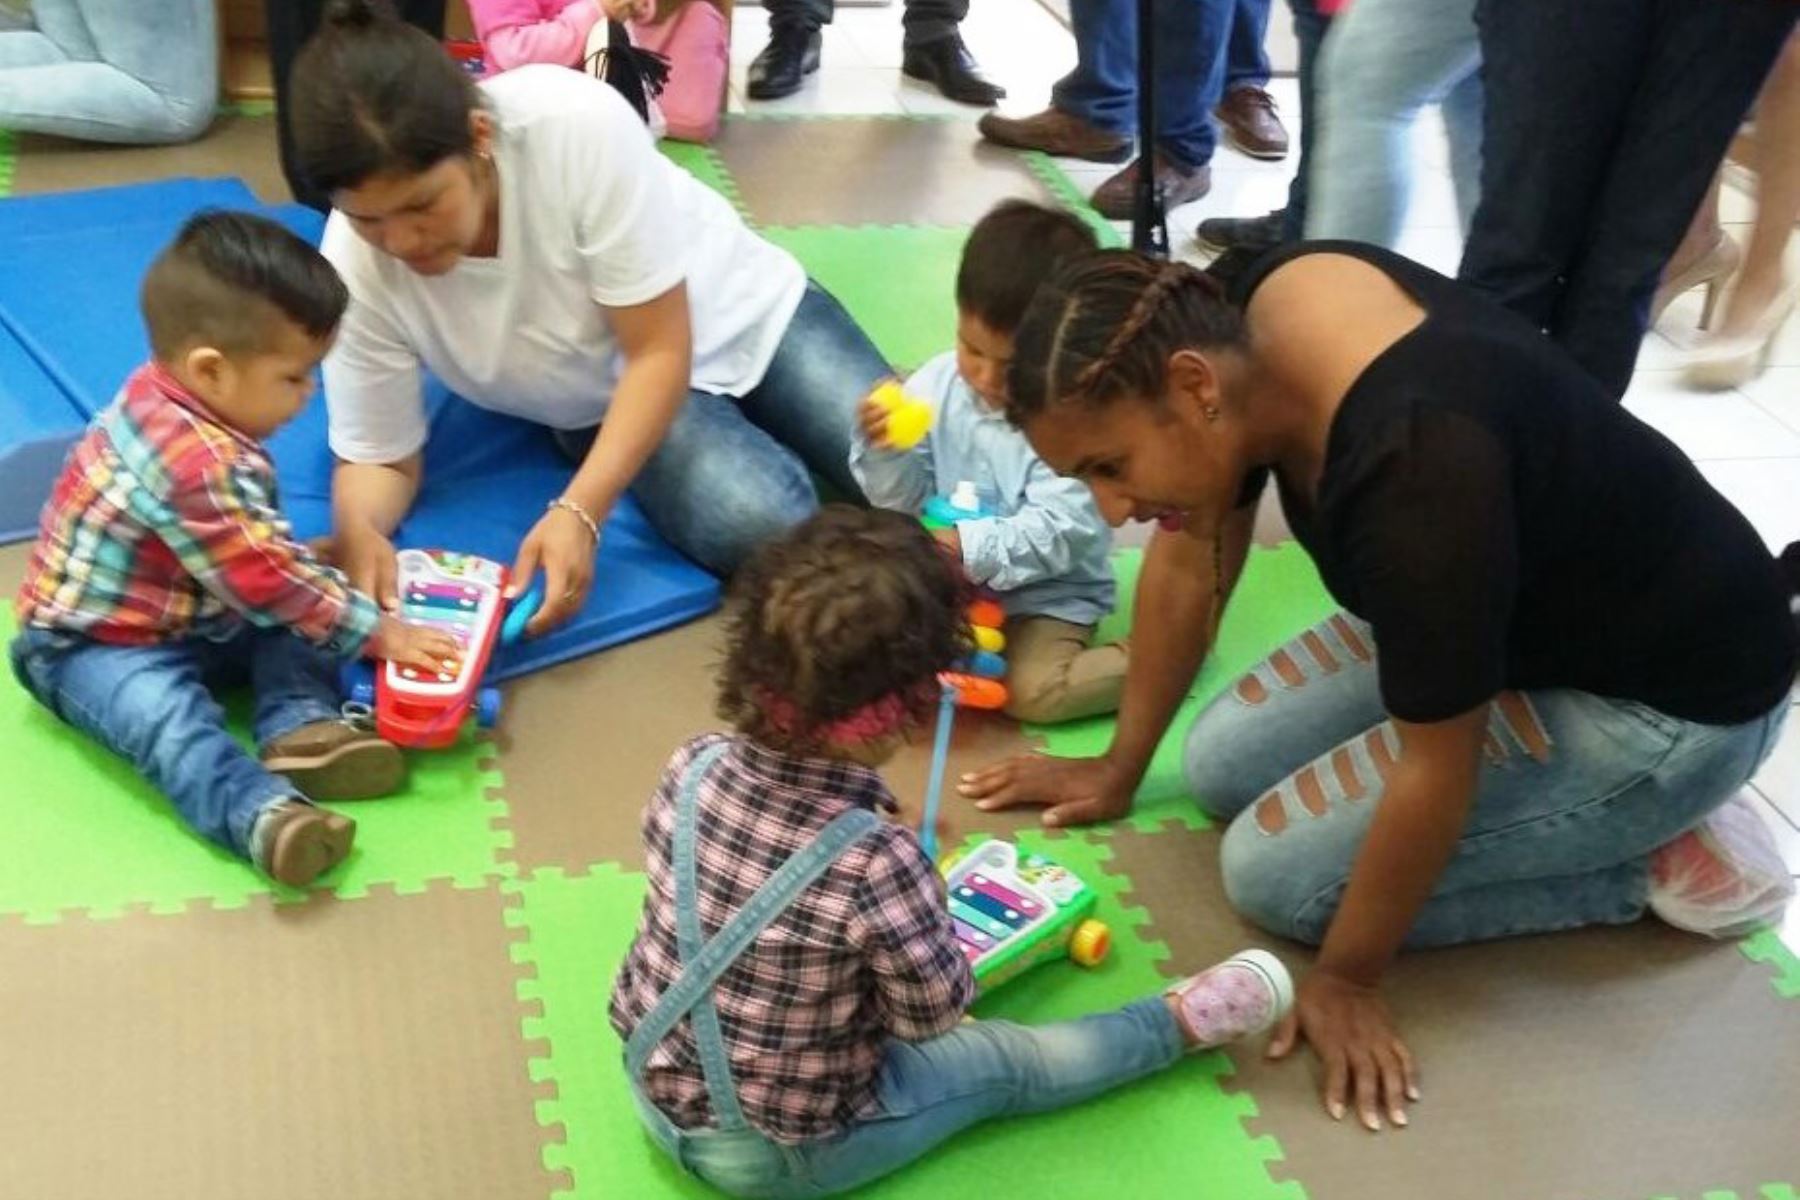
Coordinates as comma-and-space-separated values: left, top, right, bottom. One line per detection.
919, 681, 959, 862
501, 576, 545, 645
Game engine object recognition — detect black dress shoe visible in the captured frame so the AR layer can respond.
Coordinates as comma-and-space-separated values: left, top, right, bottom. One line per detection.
902, 35, 1006, 107
748, 25, 822, 101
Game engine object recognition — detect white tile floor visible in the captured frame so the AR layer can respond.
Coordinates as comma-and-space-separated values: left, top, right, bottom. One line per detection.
727, 0, 1800, 895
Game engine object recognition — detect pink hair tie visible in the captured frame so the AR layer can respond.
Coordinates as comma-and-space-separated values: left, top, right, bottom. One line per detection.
759, 688, 916, 746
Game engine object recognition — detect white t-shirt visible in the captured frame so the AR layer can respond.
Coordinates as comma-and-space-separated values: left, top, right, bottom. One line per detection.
321, 65, 807, 464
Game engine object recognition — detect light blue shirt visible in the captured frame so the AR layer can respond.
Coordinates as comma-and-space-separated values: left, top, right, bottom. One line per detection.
850, 352, 1116, 626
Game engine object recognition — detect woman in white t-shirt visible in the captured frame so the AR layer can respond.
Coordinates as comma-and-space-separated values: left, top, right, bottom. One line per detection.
289, 0, 889, 632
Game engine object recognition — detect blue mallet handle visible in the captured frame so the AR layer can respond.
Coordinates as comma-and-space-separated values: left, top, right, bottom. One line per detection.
501, 577, 546, 646
920, 682, 958, 861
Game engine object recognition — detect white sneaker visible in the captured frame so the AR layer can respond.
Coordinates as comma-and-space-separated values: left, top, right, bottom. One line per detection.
1648, 793, 1796, 939
1167, 948, 1294, 1049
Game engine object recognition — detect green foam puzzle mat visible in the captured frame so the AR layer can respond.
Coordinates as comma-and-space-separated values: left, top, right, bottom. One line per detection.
761, 224, 970, 374
509, 828, 1300, 1200
0, 612, 511, 922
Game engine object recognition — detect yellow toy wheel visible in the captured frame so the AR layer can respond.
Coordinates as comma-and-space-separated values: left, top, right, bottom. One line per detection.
1068, 919, 1111, 967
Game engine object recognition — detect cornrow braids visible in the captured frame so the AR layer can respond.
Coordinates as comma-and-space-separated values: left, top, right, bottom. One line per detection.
716, 506, 974, 756
1008, 249, 1246, 426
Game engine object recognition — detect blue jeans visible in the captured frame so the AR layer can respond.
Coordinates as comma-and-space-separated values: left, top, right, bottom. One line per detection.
649, 1001, 1184, 1198
1224, 0, 1273, 93
1279, 0, 1331, 241
1050, 0, 1232, 170
9, 624, 345, 859
622, 284, 889, 579
1457, 0, 1799, 399
1306, 0, 1482, 245
574, 282, 885, 576
1182, 613, 1790, 948
0, 0, 216, 144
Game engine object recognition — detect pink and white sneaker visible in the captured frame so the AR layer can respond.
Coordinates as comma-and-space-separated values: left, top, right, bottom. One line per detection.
1649, 793, 1796, 939
1167, 948, 1294, 1050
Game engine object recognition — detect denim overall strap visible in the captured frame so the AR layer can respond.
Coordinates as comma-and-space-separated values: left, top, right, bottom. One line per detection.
625, 742, 881, 1134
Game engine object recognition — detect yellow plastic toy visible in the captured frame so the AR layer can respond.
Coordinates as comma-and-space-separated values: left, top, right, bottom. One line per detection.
868, 380, 933, 450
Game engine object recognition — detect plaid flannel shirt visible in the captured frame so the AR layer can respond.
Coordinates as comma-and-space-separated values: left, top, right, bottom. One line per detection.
610, 733, 975, 1144
15, 362, 379, 657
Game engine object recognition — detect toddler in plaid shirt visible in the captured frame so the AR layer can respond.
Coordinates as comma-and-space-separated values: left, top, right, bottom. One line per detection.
611, 506, 1297, 1197
10, 212, 460, 887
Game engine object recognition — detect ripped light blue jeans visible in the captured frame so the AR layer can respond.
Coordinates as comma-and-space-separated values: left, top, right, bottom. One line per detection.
1184, 612, 1790, 948
0, 0, 216, 144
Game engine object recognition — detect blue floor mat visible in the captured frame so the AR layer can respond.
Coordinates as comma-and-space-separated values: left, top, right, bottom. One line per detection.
0, 178, 719, 673
0, 320, 84, 543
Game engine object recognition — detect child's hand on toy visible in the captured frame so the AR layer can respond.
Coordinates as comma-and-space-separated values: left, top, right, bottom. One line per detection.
511, 502, 599, 636
1267, 968, 1420, 1133
959, 753, 1134, 827
858, 392, 901, 451
372, 615, 464, 674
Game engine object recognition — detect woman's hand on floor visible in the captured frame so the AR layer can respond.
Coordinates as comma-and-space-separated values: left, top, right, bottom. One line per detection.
957, 753, 1134, 827
1269, 968, 1419, 1132
511, 507, 598, 636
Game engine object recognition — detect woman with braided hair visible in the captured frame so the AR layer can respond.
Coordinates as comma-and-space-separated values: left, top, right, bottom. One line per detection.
963, 243, 1799, 1132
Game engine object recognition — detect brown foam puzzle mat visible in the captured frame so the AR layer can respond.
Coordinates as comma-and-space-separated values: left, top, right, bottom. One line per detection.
1104, 817, 1800, 1200
0, 883, 564, 1200
711, 114, 1059, 228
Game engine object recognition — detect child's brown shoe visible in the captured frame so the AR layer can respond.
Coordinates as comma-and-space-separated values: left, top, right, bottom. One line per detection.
262, 718, 405, 801
252, 800, 356, 887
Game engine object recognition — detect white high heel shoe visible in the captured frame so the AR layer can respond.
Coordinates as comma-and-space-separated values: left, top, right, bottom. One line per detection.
1682, 284, 1798, 390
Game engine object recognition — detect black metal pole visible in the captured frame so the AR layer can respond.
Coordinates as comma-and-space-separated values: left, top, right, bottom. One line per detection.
1130, 0, 1169, 258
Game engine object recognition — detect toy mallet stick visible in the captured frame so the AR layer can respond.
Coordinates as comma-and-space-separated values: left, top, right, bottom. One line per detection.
919, 681, 958, 862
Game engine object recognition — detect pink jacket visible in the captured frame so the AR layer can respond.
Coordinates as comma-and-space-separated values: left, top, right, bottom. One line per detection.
469, 0, 601, 72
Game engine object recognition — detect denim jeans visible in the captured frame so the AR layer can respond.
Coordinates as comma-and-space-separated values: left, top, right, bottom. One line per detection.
1224, 0, 1273, 93
1181, 613, 1791, 948
561, 282, 887, 577
648, 1001, 1184, 1199
1050, 0, 1233, 171
1306, 0, 1482, 246
0, 0, 216, 144
1279, 0, 1331, 241
1457, 0, 1799, 399
9, 624, 346, 859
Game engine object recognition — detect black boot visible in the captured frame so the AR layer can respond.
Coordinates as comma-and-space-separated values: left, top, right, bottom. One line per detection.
748, 25, 823, 101
902, 34, 1006, 107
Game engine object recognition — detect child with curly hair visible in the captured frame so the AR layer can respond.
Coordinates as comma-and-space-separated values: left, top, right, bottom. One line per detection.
609, 505, 1295, 1197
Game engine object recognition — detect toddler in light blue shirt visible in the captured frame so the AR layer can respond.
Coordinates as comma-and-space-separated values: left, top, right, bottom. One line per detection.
852, 202, 1127, 723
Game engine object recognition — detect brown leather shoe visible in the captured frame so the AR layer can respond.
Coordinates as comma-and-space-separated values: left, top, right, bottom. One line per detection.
253, 801, 356, 888
1215, 86, 1289, 160
977, 107, 1132, 164
1091, 154, 1212, 220
262, 718, 405, 802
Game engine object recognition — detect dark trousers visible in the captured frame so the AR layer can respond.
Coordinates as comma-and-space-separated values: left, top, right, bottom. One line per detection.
1458, 0, 1798, 399
765, 0, 966, 48
1279, 0, 1331, 242
266, 0, 448, 212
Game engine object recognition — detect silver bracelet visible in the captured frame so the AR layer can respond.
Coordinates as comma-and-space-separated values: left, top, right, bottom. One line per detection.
547, 497, 600, 543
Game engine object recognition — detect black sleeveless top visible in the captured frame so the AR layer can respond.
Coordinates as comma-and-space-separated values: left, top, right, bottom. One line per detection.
1234, 242, 1798, 725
